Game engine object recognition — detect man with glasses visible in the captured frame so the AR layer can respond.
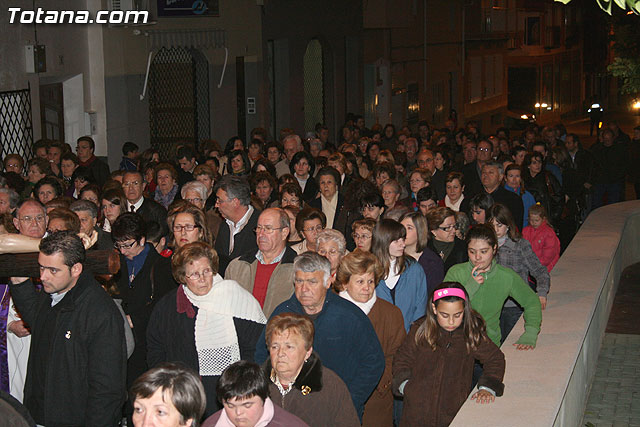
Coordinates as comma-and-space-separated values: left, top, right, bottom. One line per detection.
225, 208, 296, 316
461, 160, 524, 228
122, 170, 168, 235
8, 231, 126, 426
461, 139, 493, 198
111, 212, 176, 407
214, 175, 260, 276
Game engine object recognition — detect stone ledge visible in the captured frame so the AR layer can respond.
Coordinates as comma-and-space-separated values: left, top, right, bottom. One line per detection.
451, 201, 640, 427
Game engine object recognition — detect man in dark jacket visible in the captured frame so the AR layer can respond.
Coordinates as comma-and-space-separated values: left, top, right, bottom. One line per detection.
9, 231, 126, 426
591, 129, 628, 209
214, 175, 260, 275
254, 252, 385, 421
123, 170, 169, 235
76, 136, 110, 187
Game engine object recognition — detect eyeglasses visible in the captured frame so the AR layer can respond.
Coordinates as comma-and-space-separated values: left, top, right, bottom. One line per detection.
114, 240, 138, 250
185, 268, 214, 281
173, 224, 200, 233
19, 215, 46, 224
438, 224, 457, 232
352, 233, 372, 240
319, 248, 340, 257
254, 225, 286, 234
122, 181, 141, 188
303, 225, 324, 233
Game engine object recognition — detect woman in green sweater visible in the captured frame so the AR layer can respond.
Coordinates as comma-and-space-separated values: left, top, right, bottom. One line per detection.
444, 224, 542, 349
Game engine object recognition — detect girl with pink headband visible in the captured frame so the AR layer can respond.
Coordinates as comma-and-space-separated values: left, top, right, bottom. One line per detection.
392, 282, 505, 426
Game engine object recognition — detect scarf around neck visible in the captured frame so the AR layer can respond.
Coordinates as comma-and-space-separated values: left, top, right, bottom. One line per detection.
339, 290, 376, 315
183, 274, 267, 376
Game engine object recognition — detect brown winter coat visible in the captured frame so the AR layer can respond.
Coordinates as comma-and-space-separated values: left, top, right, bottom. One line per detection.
362, 298, 406, 427
393, 321, 505, 427
265, 353, 360, 427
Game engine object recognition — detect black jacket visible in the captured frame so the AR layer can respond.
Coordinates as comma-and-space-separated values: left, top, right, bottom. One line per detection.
10, 271, 126, 426
136, 198, 169, 236
147, 286, 264, 416
427, 237, 468, 274
308, 194, 344, 229
215, 207, 260, 276
116, 245, 177, 384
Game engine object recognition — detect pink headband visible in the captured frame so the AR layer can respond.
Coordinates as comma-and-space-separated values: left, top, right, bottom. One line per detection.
433, 288, 467, 302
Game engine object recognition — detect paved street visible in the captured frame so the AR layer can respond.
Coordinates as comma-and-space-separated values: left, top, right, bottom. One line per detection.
582, 262, 640, 427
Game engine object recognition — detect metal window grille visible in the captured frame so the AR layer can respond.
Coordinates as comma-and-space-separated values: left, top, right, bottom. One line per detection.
0, 88, 34, 164
149, 47, 210, 160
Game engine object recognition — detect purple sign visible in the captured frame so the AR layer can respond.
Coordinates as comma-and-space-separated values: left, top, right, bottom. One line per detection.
157, 0, 219, 17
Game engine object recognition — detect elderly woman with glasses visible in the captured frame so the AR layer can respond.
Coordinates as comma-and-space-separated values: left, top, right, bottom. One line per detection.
335, 250, 406, 427
426, 207, 468, 274
147, 242, 267, 417
181, 180, 221, 242
291, 207, 326, 254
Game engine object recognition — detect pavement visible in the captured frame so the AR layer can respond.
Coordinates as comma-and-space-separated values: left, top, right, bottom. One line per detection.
582, 262, 640, 427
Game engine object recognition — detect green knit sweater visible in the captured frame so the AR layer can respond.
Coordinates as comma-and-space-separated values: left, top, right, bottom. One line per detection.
444, 260, 542, 347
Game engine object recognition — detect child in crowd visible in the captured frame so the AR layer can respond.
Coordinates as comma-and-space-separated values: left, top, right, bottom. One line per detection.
522, 204, 561, 272
444, 224, 542, 349
393, 282, 505, 426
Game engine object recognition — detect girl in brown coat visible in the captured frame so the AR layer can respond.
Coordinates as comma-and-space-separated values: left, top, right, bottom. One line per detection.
393, 282, 505, 427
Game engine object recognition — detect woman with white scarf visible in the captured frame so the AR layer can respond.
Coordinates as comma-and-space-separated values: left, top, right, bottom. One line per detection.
147, 242, 267, 417
336, 250, 406, 427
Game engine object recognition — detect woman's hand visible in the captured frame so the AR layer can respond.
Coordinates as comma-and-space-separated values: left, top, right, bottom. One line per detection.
471, 389, 495, 404
514, 343, 535, 351
471, 265, 485, 285
539, 296, 547, 310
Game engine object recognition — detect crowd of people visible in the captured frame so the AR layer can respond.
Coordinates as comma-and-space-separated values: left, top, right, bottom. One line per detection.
0, 117, 638, 426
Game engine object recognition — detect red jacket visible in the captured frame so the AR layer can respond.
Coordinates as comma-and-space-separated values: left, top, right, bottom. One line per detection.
522, 221, 560, 272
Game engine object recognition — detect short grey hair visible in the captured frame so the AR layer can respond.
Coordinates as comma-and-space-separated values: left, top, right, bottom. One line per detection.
382, 179, 401, 194
70, 199, 98, 219
283, 134, 303, 150
214, 175, 251, 206
316, 229, 346, 255
181, 180, 208, 201
0, 188, 20, 210
482, 160, 504, 176
294, 251, 331, 288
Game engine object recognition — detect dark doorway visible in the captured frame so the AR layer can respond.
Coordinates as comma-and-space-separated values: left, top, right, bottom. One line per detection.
40, 83, 64, 142
508, 67, 537, 111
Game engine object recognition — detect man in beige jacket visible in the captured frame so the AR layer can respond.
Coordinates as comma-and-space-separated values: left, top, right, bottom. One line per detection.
225, 208, 296, 316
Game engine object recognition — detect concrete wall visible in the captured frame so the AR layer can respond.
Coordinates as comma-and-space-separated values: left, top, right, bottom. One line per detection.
452, 200, 640, 426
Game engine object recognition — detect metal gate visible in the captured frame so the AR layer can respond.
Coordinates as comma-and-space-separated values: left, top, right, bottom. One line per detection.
0, 88, 34, 162
303, 39, 324, 133
148, 47, 210, 160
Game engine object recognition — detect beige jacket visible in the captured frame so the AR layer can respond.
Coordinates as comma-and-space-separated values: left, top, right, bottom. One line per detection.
224, 246, 297, 316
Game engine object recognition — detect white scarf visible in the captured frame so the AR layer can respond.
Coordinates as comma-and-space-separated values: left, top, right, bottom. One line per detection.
444, 194, 464, 211
183, 274, 267, 376
339, 290, 377, 315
